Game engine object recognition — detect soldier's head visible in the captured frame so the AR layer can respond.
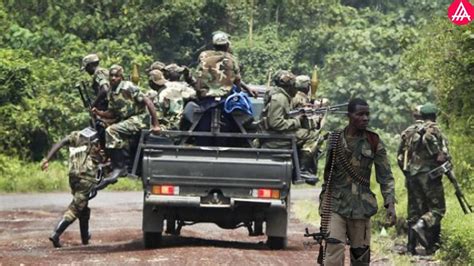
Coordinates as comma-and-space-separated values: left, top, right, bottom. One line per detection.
146, 61, 166, 73
420, 103, 438, 121
348, 98, 369, 131
212, 31, 231, 52
148, 69, 167, 90
412, 105, 423, 121
81, 54, 100, 75
295, 75, 311, 94
109, 65, 124, 89
163, 63, 184, 81
273, 70, 297, 97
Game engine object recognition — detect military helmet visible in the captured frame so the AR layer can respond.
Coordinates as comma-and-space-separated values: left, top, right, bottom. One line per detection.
164, 63, 184, 73
294, 75, 311, 90
146, 61, 166, 72
149, 69, 167, 86
109, 64, 124, 76
420, 103, 438, 115
81, 54, 99, 71
212, 31, 230, 45
413, 105, 423, 116
273, 70, 296, 87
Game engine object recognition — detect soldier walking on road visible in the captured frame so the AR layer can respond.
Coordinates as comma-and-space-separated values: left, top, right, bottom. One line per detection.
397, 103, 448, 255
41, 128, 103, 248
319, 98, 397, 265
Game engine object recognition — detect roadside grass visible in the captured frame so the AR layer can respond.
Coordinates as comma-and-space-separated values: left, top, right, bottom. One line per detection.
0, 156, 141, 192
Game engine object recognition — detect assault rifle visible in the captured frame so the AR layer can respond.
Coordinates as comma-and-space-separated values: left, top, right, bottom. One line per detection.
75, 81, 97, 130
304, 228, 329, 264
288, 102, 348, 130
428, 161, 472, 214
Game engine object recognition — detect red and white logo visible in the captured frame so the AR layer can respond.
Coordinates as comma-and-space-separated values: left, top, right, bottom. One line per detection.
448, 0, 474, 25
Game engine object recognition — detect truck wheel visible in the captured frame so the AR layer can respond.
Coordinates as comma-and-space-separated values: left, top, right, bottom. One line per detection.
144, 231, 162, 249
266, 236, 287, 250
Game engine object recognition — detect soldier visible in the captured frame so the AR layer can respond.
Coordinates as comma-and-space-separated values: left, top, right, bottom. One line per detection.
163, 63, 185, 82
260, 70, 320, 185
319, 98, 396, 265
291, 75, 311, 109
81, 54, 109, 111
92, 65, 161, 189
41, 128, 103, 248
148, 69, 196, 130
146, 61, 166, 73
397, 103, 448, 255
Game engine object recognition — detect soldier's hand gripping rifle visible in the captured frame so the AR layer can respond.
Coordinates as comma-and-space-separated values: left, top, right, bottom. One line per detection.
75, 81, 97, 130
428, 161, 472, 214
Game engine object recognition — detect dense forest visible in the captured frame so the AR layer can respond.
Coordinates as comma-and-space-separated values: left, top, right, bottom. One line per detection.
0, 0, 473, 263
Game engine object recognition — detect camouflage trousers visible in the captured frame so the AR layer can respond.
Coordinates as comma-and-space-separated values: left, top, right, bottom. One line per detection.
63, 175, 96, 222
406, 171, 446, 228
105, 114, 147, 149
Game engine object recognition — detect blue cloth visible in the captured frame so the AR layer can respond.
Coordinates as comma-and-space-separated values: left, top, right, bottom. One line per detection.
224, 85, 253, 115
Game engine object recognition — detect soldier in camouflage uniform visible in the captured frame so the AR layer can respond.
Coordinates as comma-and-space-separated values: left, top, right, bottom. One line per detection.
397, 103, 448, 255
81, 54, 110, 111
291, 75, 311, 109
260, 70, 320, 185
147, 69, 196, 130
41, 128, 103, 248
163, 63, 185, 82
319, 98, 396, 265
92, 65, 161, 189
146, 61, 166, 73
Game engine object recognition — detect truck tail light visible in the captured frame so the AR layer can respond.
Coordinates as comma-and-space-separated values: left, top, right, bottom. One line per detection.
252, 189, 280, 199
151, 185, 179, 195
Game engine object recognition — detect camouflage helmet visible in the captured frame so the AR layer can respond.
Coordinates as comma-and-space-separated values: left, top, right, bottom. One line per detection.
109, 64, 124, 77
146, 61, 166, 72
420, 103, 438, 115
273, 70, 296, 87
81, 54, 99, 71
212, 31, 230, 45
149, 69, 167, 86
294, 75, 311, 90
164, 63, 184, 74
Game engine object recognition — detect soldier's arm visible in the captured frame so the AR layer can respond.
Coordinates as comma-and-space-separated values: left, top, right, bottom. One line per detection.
41, 136, 71, 171
373, 139, 396, 207
91, 83, 109, 109
267, 96, 301, 131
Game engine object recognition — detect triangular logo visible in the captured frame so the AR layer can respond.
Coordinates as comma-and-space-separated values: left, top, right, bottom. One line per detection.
448, 0, 474, 25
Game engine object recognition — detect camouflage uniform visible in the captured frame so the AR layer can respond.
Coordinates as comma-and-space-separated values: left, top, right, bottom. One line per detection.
106, 80, 149, 149
90, 67, 109, 110
320, 128, 396, 265
63, 131, 100, 222
291, 75, 311, 109
196, 49, 241, 98
398, 119, 448, 252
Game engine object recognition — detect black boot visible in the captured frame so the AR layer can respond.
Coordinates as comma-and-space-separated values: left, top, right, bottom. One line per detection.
350, 246, 370, 266
95, 149, 127, 191
407, 225, 418, 255
299, 151, 319, 186
426, 224, 441, 255
49, 218, 73, 248
79, 207, 91, 245
412, 219, 429, 249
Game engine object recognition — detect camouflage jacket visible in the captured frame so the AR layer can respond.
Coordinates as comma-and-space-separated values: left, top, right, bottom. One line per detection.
291, 91, 310, 109
91, 67, 109, 110
147, 81, 196, 130
397, 120, 449, 176
321, 128, 396, 219
108, 80, 147, 123
261, 86, 301, 133
196, 50, 241, 97
67, 131, 100, 181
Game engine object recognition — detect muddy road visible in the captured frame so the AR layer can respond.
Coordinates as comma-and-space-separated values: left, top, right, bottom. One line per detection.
0, 189, 326, 265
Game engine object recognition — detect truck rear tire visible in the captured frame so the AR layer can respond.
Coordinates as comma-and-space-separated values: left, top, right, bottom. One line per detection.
266, 236, 287, 250
144, 231, 162, 249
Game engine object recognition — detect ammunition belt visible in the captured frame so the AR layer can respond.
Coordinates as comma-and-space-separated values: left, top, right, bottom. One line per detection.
334, 131, 370, 187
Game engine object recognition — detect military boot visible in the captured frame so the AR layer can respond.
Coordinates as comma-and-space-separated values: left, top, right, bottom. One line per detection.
425, 224, 441, 255
49, 218, 73, 248
299, 151, 319, 186
412, 219, 429, 248
407, 226, 418, 255
95, 149, 127, 190
79, 207, 91, 245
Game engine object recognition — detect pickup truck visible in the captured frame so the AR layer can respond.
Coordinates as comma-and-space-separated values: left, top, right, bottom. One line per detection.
132, 92, 300, 250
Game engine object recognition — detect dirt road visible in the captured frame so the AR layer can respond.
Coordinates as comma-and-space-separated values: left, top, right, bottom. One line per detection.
0, 189, 325, 265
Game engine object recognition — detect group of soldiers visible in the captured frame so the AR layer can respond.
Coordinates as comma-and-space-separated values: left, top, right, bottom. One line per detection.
40, 31, 454, 265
